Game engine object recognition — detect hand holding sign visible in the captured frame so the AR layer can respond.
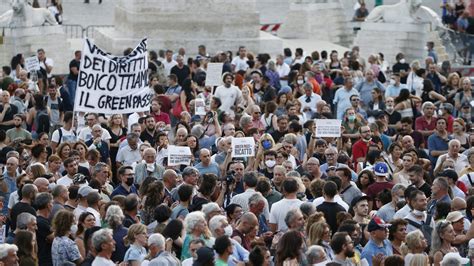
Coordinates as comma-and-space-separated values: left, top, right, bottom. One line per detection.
231, 137, 255, 158
168, 145, 192, 166
314, 119, 342, 137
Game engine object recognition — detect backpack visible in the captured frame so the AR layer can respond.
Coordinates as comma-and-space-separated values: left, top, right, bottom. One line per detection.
34, 108, 50, 134
57, 127, 77, 144
405, 213, 433, 247
377, 70, 386, 83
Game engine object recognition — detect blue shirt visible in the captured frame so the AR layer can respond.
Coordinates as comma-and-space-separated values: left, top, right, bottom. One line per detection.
361, 239, 393, 266
355, 80, 385, 106
111, 184, 138, 198
195, 162, 220, 177
427, 133, 451, 165
427, 194, 451, 217
1, 171, 17, 216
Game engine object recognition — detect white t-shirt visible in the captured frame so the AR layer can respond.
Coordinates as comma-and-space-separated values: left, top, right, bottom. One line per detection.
51, 127, 77, 144
92, 256, 115, 266
214, 85, 242, 115
231, 57, 249, 72
276, 63, 290, 78
39, 57, 54, 78
78, 126, 111, 143
459, 172, 474, 189
163, 60, 177, 76
269, 198, 303, 232
57, 176, 74, 187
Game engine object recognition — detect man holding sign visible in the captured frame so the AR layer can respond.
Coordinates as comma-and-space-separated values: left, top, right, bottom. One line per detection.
214, 73, 242, 116
231, 137, 255, 158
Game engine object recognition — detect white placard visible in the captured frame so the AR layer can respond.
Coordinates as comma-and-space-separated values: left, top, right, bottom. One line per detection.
205, 63, 224, 86
24, 56, 40, 72
231, 137, 255, 158
195, 98, 206, 115
168, 145, 192, 166
315, 119, 342, 137
74, 38, 154, 114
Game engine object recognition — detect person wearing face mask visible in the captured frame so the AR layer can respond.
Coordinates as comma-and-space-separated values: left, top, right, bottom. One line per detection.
384, 74, 404, 98
111, 166, 138, 198
382, 97, 401, 131
51, 210, 83, 265
392, 53, 410, 84
404, 189, 433, 233
134, 148, 165, 187
209, 215, 249, 265
5, 114, 31, 145
377, 184, 406, 223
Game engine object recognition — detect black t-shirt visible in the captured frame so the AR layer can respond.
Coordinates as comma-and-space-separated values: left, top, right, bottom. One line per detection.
10, 202, 36, 232
392, 62, 410, 83
37, 215, 53, 266
316, 201, 346, 234
69, 59, 80, 81
385, 110, 402, 127
410, 130, 425, 149
0, 104, 18, 131
123, 214, 136, 228
140, 130, 156, 147
170, 65, 191, 86
270, 130, 288, 143
409, 182, 432, 199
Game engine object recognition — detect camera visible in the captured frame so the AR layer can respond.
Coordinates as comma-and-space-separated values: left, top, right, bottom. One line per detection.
220, 170, 235, 187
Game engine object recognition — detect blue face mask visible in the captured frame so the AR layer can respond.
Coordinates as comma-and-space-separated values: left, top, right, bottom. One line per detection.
262, 140, 272, 150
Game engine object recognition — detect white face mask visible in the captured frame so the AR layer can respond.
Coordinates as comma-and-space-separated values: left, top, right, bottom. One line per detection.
412, 209, 425, 217
399, 58, 406, 64
146, 163, 155, 172
224, 225, 233, 237
389, 79, 396, 86
70, 223, 78, 235
265, 160, 276, 168
297, 80, 304, 85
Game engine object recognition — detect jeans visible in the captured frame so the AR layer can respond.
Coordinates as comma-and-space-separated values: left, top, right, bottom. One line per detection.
66, 79, 77, 107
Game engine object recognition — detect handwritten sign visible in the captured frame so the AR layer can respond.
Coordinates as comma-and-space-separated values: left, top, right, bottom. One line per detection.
205, 63, 223, 86
24, 56, 40, 72
168, 145, 192, 166
231, 137, 255, 158
195, 98, 206, 115
74, 38, 153, 114
315, 119, 342, 137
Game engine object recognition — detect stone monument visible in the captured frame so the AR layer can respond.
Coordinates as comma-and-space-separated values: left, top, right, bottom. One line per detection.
94, 0, 282, 55
278, 0, 354, 48
354, 0, 446, 62
0, 0, 71, 74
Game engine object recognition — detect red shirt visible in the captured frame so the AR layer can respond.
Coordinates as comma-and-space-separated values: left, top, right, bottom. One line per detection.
153, 112, 171, 125
415, 115, 437, 132
157, 95, 172, 114
445, 115, 454, 134
367, 181, 394, 210
352, 139, 372, 171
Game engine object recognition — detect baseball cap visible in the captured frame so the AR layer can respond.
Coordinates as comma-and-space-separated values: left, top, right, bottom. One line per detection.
439, 169, 458, 180
367, 216, 391, 232
446, 211, 464, 223
278, 85, 292, 95
374, 162, 389, 177
462, 102, 471, 109
440, 252, 469, 264
350, 195, 370, 209
193, 246, 215, 266
78, 186, 98, 198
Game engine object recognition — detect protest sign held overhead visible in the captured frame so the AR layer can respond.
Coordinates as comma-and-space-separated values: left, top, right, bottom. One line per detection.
74, 38, 153, 114
315, 119, 342, 137
195, 98, 206, 116
24, 56, 40, 72
231, 137, 255, 158
205, 63, 223, 86
168, 145, 192, 166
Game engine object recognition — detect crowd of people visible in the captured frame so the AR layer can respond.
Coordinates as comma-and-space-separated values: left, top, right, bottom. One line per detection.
0, 41, 474, 266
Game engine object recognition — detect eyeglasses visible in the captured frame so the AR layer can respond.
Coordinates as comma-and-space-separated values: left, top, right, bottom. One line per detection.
351, 99, 360, 102
325, 153, 335, 157
254, 112, 261, 114
361, 130, 371, 134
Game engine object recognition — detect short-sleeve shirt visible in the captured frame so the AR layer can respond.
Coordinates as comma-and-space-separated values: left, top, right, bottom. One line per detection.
51, 127, 77, 144
52, 236, 81, 266
123, 244, 147, 264
5, 128, 32, 142
37, 215, 53, 266
269, 198, 303, 232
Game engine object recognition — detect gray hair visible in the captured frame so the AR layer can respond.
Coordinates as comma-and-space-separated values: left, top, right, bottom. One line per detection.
433, 177, 449, 192
286, 170, 301, 178
182, 166, 199, 178
391, 184, 406, 195
92, 124, 102, 131
0, 244, 18, 259
126, 132, 139, 141
306, 245, 326, 264
239, 115, 252, 129
148, 233, 166, 249
284, 208, 302, 227
52, 184, 67, 198
35, 192, 53, 210
248, 193, 266, 207
201, 202, 220, 218
93, 162, 108, 175
184, 211, 206, 234
17, 212, 36, 230
302, 82, 313, 91
208, 215, 227, 236
300, 202, 316, 217
92, 228, 113, 253
441, 258, 462, 266
105, 205, 124, 229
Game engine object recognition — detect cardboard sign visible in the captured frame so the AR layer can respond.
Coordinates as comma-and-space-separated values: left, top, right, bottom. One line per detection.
315, 119, 342, 137
74, 38, 153, 114
231, 137, 255, 158
195, 98, 206, 115
205, 63, 223, 86
24, 56, 40, 72
168, 145, 192, 166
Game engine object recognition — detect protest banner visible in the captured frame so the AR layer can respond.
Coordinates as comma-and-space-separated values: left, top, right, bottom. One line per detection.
24, 56, 40, 72
168, 145, 192, 166
315, 119, 342, 137
231, 137, 255, 158
195, 98, 206, 115
74, 38, 153, 114
205, 63, 223, 86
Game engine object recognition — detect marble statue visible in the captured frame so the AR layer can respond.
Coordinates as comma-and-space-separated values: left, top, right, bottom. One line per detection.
0, 0, 58, 27
366, 0, 423, 23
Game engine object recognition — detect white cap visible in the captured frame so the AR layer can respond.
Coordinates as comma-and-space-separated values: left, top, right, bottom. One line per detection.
440, 252, 469, 265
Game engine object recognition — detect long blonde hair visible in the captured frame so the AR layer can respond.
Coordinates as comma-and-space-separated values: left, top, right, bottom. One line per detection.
308, 221, 328, 246
124, 224, 147, 246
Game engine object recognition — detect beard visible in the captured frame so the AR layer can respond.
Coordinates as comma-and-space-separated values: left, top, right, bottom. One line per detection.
345, 249, 355, 258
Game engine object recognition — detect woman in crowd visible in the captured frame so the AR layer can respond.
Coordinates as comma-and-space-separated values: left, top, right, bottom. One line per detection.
123, 223, 148, 266
356, 169, 376, 194
307, 221, 334, 261
46, 154, 62, 182
394, 89, 422, 118
367, 87, 386, 119
261, 101, 278, 133
384, 143, 403, 175
240, 85, 255, 109
455, 77, 473, 111
388, 219, 408, 255
73, 141, 89, 169
106, 205, 128, 263
185, 134, 200, 161
51, 210, 83, 265
26, 94, 51, 139
402, 230, 429, 264
341, 107, 363, 144
140, 180, 164, 226
107, 114, 127, 182
225, 203, 243, 228
162, 219, 184, 259
275, 93, 289, 117
421, 79, 446, 105
177, 78, 196, 115
275, 230, 304, 266
181, 211, 212, 260
442, 72, 461, 105
451, 118, 470, 152
291, 74, 306, 99
75, 212, 96, 259
15, 230, 37, 266
431, 220, 458, 266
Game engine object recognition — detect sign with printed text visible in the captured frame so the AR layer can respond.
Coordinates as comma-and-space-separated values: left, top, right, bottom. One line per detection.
24, 56, 40, 72
195, 98, 206, 115
315, 119, 342, 137
168, 145, 192, 166
231, 137, 255, 158
205, 63, 223, 86
74, 38, 153, 114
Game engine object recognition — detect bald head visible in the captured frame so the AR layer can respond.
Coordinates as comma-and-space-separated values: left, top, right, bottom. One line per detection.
451, 197, 467, 212
401, 135, 414, 149
239, 212, 258, 233
162, 169, 178, 188
33, 178, 49, 193
199, 149, 211, 165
